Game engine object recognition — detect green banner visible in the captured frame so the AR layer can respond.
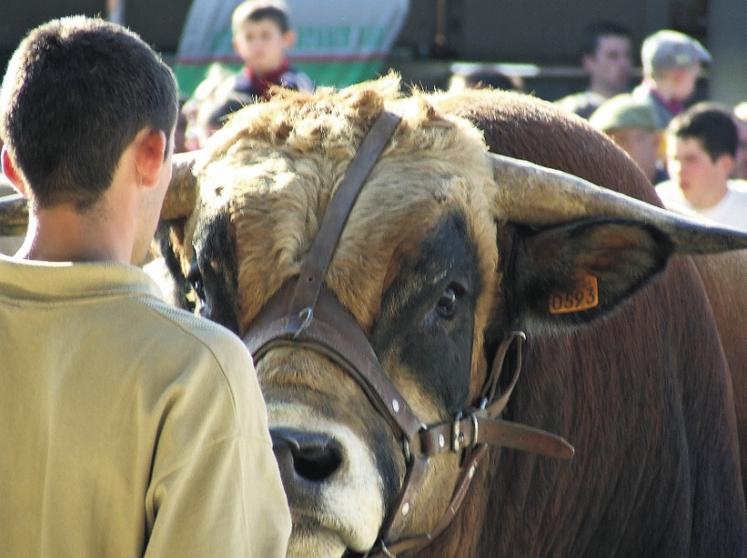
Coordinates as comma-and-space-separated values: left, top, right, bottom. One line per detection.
175, 0, 409, 98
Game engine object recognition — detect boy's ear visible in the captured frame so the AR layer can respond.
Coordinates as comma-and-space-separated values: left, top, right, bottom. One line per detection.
716, 153, 735, 177
1, 147, 28, 197
134, 129, 168, 189
283, 30, 296, 49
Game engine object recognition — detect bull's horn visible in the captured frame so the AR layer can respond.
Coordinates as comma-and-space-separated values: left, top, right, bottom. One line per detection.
489, 152, 747, 254
0, 151, 198, 234
0, 192, 27, 236
161, 151, 199, 220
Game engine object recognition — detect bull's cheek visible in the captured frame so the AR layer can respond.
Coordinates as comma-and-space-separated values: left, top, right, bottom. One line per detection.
405, 452, 464, 535
287, 525, 348, 558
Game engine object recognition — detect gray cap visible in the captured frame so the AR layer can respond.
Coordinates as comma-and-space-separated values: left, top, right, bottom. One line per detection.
589, 94, 659, 132
641, 30, 711, 74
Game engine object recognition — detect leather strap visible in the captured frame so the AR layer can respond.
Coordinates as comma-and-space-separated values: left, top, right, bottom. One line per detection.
368, 445, 488, 557
247, 283, 426, 444
290, 111, 402, 313
366, 333, 573, 558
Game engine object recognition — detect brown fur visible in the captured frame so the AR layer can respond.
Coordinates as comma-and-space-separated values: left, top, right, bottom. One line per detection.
428, 88, 747, 556
692, 251, 747, 495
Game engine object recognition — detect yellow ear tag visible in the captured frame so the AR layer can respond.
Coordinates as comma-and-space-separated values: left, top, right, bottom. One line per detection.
548, 273, 599, 315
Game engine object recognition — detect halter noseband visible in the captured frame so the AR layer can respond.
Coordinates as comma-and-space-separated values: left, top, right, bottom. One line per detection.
243, 110, 574, 557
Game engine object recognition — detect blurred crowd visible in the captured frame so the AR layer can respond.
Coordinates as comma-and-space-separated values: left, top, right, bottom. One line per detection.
552, 22, 746, 231
3, 2, 746, 252
170, 4, 745, 233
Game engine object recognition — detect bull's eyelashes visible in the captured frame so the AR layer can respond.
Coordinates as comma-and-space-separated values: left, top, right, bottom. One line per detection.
436, 282, 466, 319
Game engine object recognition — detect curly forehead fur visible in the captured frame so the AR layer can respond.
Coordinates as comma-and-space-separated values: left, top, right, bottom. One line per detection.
190, 75, 500, 361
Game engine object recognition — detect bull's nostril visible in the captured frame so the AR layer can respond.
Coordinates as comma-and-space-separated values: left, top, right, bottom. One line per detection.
271, 428, 342, 483
293, 440, 342, 481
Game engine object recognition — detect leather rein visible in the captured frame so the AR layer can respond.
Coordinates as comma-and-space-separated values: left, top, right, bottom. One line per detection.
243, 110, 574, 557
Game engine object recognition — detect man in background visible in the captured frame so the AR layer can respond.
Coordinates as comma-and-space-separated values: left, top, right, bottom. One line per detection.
555, 21, 633, 119
656, 105, 747, 231
632, 30, 711, 129
590, 94, 665, 184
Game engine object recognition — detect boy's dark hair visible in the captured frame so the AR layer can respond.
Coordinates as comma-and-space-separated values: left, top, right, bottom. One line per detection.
232, 1, 290, 34
0, 16, 178, 211
581, 21, 631, 57
668, 104, 738, 161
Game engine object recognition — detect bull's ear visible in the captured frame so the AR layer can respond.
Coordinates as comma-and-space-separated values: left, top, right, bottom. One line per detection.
507, 218, 673, 325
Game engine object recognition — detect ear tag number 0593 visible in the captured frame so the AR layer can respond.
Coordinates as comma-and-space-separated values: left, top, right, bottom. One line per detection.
548, 273, 599, 315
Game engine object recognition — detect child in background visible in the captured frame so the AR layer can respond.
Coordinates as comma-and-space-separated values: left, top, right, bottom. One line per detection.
230, 0, 313, 98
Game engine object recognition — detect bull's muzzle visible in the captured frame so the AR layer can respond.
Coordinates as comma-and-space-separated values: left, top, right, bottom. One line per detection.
271, 428, 344, 499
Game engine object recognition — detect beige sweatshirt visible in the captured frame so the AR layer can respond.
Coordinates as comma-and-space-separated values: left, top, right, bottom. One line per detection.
0, 255, 291, 557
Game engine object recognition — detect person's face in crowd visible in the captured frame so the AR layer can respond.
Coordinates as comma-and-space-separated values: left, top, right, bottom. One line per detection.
233, 18, 295, 75
667, 136, 734, 201
667, 64, 701, 101
732, 117, 747, 180
609, 127, 660, 182
583, 35, 632, 94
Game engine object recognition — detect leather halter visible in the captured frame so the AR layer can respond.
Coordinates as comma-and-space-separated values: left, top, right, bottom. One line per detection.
243, 110, 574, 557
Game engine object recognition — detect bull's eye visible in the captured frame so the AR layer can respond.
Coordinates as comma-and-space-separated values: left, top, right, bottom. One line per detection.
187, 262, 205, 301
436, 283, 464, 319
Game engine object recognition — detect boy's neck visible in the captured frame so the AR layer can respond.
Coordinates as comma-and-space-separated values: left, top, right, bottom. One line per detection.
245, 59, 288, 79
18, 193, 136, 264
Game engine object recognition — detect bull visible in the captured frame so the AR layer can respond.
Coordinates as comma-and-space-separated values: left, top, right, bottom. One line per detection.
2, 76, 746, 556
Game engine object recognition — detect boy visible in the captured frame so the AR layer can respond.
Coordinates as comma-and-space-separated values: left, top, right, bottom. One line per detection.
230, 0, 313, 99
0, 16, 290, 556
656, 105, 747, 231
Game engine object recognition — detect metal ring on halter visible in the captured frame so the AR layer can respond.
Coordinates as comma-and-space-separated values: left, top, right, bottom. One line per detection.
402, 438, 412, 463
293, 307, 314, 339
469, 412, 479, 448
379, 541, 396, 558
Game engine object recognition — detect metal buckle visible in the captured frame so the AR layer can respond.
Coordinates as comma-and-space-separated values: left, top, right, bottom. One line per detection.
451, 411, 464, 452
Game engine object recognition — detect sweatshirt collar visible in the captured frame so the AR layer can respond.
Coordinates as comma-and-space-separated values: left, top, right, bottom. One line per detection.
0, 254, 163, 301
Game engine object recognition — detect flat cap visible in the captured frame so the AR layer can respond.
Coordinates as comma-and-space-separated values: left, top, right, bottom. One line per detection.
641, 30, 711, 74
589, 94, 659, 132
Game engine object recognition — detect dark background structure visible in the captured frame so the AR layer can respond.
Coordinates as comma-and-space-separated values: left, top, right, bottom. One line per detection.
1, 0, 745, 103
